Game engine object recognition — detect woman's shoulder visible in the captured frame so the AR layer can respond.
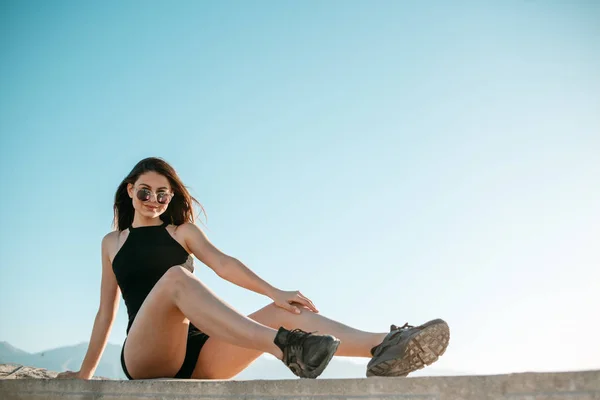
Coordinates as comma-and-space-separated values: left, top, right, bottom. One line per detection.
101, 230, 124, 253
101, 230, 132, 263
169, 222, 207, 242
172, 222, 206, 236
102, 230, 120, 242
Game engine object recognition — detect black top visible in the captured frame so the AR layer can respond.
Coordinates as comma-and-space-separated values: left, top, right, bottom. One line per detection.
112, 220, 195, 334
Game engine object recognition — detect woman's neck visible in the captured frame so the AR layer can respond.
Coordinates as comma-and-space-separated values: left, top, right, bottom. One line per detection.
131, 214, 163, 228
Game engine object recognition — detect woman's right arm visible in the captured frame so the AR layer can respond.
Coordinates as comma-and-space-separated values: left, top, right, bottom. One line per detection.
57, 233, 121, 380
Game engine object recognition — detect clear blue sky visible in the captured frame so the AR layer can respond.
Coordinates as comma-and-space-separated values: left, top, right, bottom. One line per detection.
1, 0, 598, 375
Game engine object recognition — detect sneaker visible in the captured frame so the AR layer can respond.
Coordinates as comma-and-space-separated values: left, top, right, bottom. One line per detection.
366, 319, 450, 377
274, 327, 340, 379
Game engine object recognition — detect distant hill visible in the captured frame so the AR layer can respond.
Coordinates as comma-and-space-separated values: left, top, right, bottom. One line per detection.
0, 341, 466, 380
0, 341, 126, 379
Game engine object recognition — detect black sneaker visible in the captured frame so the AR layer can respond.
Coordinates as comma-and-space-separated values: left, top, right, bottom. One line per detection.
274, 327, 340, 379
366, 319, 450, 377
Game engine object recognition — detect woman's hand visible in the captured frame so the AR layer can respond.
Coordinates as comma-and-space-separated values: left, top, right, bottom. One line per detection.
271, 289, 319, 314
56, 370, 85, 380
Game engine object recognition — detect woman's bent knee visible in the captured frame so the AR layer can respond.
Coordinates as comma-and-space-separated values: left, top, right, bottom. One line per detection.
164, 265, 192, 280
160, 265, 194, 299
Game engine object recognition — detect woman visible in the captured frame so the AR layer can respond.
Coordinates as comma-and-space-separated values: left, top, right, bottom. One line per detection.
57, 157, 450, 380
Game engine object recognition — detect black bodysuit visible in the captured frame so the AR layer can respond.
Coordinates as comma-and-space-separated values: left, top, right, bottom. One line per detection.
112, 220, 209, 379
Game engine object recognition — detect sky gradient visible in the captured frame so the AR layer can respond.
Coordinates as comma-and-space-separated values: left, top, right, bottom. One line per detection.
1, 0, 599, 375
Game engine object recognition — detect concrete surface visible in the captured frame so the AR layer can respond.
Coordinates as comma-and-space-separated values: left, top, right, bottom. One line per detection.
0, 364, 108, 380
1, 367, 599, 400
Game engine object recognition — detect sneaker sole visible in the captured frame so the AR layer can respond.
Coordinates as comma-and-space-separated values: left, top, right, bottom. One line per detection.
302, 337, 340, 379
366, 319, 450, 377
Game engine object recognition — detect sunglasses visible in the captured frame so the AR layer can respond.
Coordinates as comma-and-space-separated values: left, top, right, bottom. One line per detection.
135, 188, 173, 205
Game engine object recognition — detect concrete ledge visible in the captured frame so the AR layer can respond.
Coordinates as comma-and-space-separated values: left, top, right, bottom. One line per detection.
1, 370, 599, 400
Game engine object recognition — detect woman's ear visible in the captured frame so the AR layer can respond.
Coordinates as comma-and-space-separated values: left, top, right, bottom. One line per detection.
127, 183, 133, 199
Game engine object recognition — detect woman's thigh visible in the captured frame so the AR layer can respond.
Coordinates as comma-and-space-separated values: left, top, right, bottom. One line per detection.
192, 336, 263, 379
192, 303, 283, 379
123, 270, 190, 379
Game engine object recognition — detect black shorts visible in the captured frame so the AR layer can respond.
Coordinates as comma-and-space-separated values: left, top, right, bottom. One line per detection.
120, 325, 210, 380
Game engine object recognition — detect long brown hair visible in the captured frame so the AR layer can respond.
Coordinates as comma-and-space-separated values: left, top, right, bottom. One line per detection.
113, 157, 206, 231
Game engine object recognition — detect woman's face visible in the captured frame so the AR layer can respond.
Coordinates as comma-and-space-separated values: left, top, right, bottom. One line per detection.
127, 171, 173, 218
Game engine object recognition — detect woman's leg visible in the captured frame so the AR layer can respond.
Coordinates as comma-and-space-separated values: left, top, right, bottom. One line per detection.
123, 266, 283, 379
193, 302, 388, 379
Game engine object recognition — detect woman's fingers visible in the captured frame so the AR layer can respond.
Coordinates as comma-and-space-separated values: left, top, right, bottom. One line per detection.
285, 301, 301, 314
297, 291, 317, 311
277, 299, 301, 314
295, 293, 318, 313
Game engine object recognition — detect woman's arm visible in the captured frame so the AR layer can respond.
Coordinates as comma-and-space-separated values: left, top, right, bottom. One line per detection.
59, 233, 120, 379
181, 223, 317, 313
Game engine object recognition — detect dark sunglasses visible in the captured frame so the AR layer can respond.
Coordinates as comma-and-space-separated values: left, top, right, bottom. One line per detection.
136, 188, 173, 205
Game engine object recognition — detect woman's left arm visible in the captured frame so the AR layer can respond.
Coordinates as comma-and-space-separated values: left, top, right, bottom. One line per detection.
180, 223, 318, 314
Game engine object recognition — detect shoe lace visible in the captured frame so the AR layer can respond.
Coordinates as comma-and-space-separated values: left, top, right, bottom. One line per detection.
370, 324, 414, 357
370, 322, 415, 357
391, 322, 414, 331
286, 329, 315, 346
